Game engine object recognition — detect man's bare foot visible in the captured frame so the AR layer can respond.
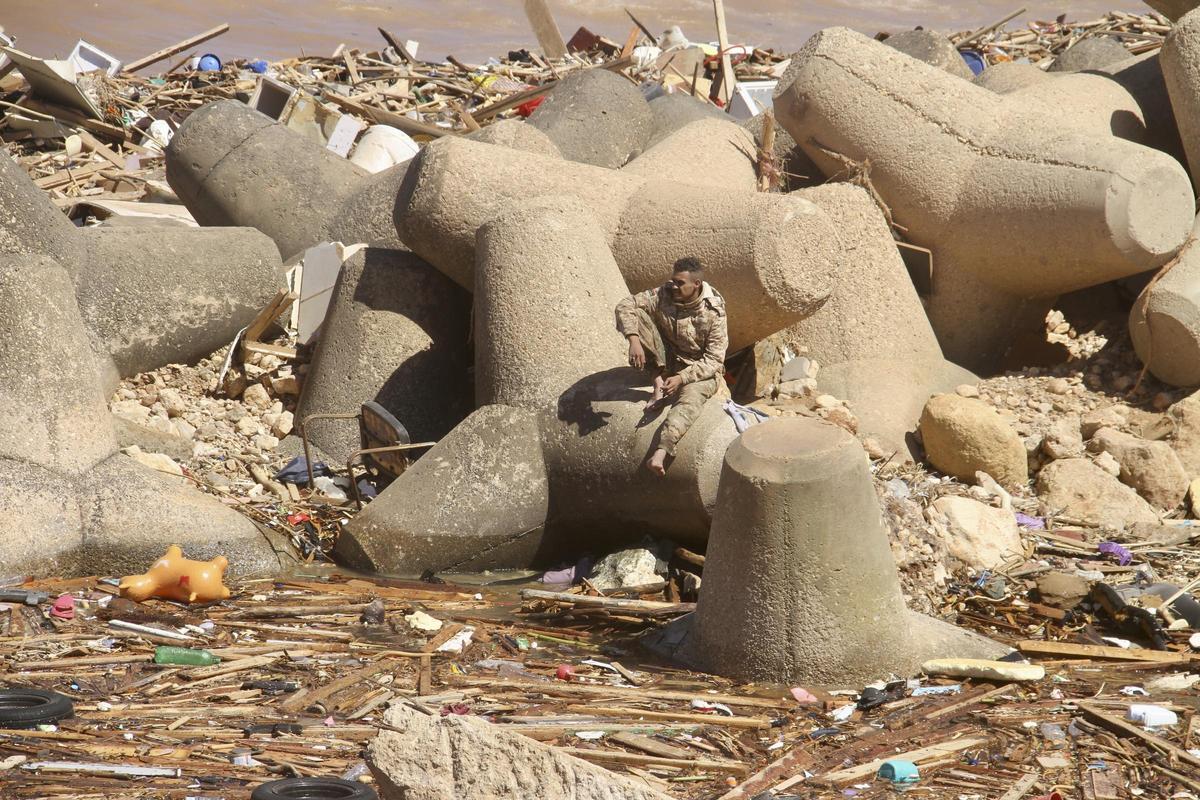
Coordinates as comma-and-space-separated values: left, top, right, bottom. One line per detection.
646, 448, 668, 476
648, 375, 665, 406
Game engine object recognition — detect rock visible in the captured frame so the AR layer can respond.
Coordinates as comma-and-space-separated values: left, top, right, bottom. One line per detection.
1041, 415, 1084, 461
367, 703, 673, 800
815, 394, 841, 409
253, 434, 279, 451
1190, 477, 1200, 517
929, 496, 1023, 569
1035, 571, 1091, 609
1081, 406, 1127, 439
1089, 427, 1189, 508
271, 411, 294, 439
1037, 458, 1160, 530
270, 375, 300, 396
1168, 390, 1200, 477
111, 415, 193, 462
590, 548, 661, 591
919, 394, 1029, 487
241, 382, 272, 411
956, 384, 980, 398
1096, 450, 1123, 477
234, 417, 259, 436
821, 405, 859, 434
110, 399, 151, 423
157, 387, 187, 418
121, 446, 183, 477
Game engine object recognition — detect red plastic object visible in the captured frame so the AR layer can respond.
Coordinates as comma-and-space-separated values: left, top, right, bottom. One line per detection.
49, 595, 74, 620
1032, 794, 1064, 800
287, 513, 310, 526
555, 664, 575, 681
515, 95, 547, 117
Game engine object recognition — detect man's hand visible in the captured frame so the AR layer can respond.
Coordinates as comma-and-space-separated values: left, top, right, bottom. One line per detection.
663, 375, 684, 396
627, 335, 646, 369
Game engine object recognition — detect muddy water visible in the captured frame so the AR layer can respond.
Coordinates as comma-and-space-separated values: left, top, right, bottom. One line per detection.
4, 1, 1126, 66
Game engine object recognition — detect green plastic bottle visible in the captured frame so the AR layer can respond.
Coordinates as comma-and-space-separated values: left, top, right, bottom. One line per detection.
153, 646, 221, 666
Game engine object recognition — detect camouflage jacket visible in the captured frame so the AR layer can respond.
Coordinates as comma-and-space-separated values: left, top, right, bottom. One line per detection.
615, 281, 728, 384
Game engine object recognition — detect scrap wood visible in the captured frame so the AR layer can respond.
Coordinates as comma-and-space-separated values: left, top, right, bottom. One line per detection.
1077, 702, 1200, 770
1017, 640, 1190, 664
563, 747, 749, 775
448, 676, 791, 709
810, 736, 991, 787
521, 588, 695, 615
122, 24, 231, 73
564, 704, 770, 729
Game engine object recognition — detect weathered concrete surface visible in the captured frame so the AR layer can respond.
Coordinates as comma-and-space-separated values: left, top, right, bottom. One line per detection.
1048, 36, 1132, 72
780, 183, 975, 456
368, 703, 673, 800
774, 27, 1193, 370
1163, 10, 1200, 192
622, 118, 757, 191
474, 198, 629, 408
0, 150, 284, 380
298, 247, 472, 461
661, 417, 1006, 684
882, 29, 972, 79
1144, 0, 1198, 21
166, 101, 560, 261
1130, 220, 1200, 387
0, 254, 287, 578
394, 135, 841, 352
527, 68, 653, 168
647, 92, 725, 145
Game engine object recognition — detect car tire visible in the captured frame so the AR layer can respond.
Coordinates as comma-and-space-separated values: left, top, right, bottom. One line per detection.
250, 777, 378, 800
0, 688, 74, 729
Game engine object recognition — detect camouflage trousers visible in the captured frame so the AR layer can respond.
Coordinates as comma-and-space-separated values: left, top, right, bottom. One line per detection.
633, 308, 724, 456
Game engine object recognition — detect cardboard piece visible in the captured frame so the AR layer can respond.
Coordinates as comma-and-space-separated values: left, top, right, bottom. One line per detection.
2, 47, 102, 118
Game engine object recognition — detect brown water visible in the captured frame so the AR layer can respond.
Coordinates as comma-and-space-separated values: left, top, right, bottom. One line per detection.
3, 1, 1125, 67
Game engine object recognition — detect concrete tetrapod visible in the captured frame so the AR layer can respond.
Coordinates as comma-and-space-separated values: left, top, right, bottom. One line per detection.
1162, 9, 1200, 193
336, 203, 739, 573
881, 29, 973, 79
1130, 217, 1200, 387
527, 67, 653, 168
166, 100, 561, 260
781, 183, 977, 456
297, 247, 472, 460
0, 151, 283, 384
658, 417, 1008, 684
0, 254, 287, 578
621, 118, 757, 190
394, 136, 842, 352
774, 27, 1194, 371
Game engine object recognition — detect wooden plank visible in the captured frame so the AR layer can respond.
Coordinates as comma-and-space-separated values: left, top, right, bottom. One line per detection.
565, 704, 768, 729
922, 683, 1019, 720
608, 732, 692, 759
997, 772, 1041, 800
561, 747, 747, 775
716, 743, 815, 800
1077, 701, 1200, 770
521, 589, 694, 615
1017, 640, 1188, 664
123, 25, 231, 74
449, 676, 790, 709
241, 341, 298, 360
323, 91, 451, 139
523, 0, 568, 60
811, 737, 989, 787
712, 0, 737, 106
244, 289, 295, 342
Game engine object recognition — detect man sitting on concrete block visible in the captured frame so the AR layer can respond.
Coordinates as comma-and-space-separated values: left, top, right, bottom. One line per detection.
617, 257, 728, 475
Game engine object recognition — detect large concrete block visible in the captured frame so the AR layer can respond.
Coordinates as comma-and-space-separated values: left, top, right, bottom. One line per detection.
1048, 36, 1131, 72
1162, 9, 1200, 192
1130, 216, 1200, 387
774, 27, 1193, 371
0, 254, 288, 578
298, 247, 472, 461
647, 93, 725, 145
882, 29, 973, 79
660, 417, 1007, 684
394, 136, 842, 352
527, 68, 653, 168
621, 118, 757, 191
0, 150, 284, 381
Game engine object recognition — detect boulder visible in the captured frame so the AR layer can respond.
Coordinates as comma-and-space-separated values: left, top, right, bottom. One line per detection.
1041, 415, 1084, 461
368, 703, 673, 800
1089, 427, 1189, 508
590, 548, 661, 590
1169, 390, 1200, 476
930, 496, 1023, 569
919, 394, 1028, 487
1037, 458, 1160, 530
1036, 571, 1091, 609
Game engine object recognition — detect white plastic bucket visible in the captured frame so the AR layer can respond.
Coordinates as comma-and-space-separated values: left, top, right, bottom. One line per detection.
349, 125, 420, 173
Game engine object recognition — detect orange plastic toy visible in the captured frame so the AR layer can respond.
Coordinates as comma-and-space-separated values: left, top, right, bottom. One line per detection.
118, 545, 231, 603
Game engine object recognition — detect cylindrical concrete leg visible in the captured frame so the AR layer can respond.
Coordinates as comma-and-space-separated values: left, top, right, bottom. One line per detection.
475, 197, 629, 408
527, 68, 653, 168
1131, 222, 1200, 387
0, 151, 85, 266
298, 247, 472, 461
1162, 10, 1200, 192
621, 118, 758, 190
78, 225, 285, 377
677, 417, 1006, 684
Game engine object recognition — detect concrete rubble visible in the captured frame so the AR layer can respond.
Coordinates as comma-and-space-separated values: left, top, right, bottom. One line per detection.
12, 7, 1200, 798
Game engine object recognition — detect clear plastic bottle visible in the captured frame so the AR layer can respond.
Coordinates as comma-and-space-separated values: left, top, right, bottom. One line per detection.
153, 646, 220, 666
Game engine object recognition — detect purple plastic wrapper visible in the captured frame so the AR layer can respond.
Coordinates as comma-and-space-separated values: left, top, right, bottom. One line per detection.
1098, 541, 1133, 566
1015, 512, 1045, 530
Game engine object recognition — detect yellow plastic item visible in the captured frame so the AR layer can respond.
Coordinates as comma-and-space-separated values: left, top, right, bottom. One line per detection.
119, 545, 231, 603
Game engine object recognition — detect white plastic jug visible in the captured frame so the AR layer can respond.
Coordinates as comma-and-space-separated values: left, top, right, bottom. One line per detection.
349, 125, 420, 173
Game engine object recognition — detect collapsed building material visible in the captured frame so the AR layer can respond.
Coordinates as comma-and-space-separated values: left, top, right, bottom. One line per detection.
654, 417, 1006, 684
1130, 218, 1200, 388
881, 29, 973, 79
337, 201, 739, 573
780, 183, 975, 455
0, 253, 286, 578
621, 118, 757, 191
394, 136, 842, 352
1047, 36, 1132, 72
367, 702, 673, 800
646, 93, 725, 145
0, 151, 283, 383
297, 247, 472, 460
1162, 9, 1200, 192
166, 100, 559, 260
773, 27, 1193, 371
527, 67, 653, 168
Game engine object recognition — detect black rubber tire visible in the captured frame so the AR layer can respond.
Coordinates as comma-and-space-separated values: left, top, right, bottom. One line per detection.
0, 688, 74, 729
251, 778, 378, 800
